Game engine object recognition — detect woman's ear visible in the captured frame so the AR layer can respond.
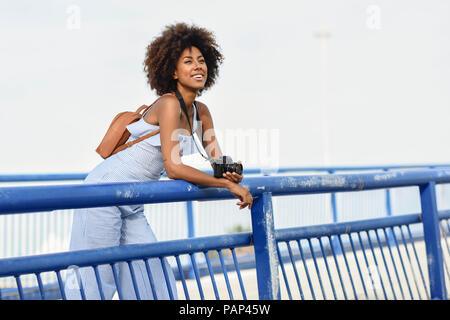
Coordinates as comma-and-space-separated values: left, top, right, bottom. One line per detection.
173, 70, 178, 80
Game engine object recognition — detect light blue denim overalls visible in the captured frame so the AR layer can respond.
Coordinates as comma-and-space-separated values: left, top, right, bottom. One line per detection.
64, 103, 200, 300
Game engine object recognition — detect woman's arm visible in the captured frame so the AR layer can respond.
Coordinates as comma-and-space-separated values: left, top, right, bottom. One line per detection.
158, 96, 252, 208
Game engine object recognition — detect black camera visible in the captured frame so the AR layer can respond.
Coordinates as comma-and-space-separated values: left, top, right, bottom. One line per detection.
212, 156, 243, 178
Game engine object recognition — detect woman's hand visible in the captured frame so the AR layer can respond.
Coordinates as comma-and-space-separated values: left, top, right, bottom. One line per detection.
222, 171, 243, 184
222, 161, 243, 184
227, 182, 253, 210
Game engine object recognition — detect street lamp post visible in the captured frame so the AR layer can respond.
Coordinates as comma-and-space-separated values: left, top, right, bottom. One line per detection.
314, 27, 332, 167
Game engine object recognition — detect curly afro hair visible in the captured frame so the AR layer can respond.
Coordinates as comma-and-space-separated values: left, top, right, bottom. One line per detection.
144, 22, 224, 96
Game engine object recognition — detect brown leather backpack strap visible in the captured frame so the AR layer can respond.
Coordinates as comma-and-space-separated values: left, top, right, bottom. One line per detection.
111, 129, 161, 155
136, 104, 150, 114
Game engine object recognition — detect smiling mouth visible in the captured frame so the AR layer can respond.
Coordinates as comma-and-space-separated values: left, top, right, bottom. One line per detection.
192, 74, 204, 80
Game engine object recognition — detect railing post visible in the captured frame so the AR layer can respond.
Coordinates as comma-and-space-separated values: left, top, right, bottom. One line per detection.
186, 201, 196, 279
384, 169, 396, 247
384, 169, 393, 218
329, 170, 341, 254
251, 192, 281, 300
186, 201, 195, 238
419, 182, 447, 299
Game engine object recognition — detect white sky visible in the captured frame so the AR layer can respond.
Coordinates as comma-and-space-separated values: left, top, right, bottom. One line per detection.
1, 0, 449, 173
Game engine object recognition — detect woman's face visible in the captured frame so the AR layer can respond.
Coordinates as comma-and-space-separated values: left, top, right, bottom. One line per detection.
173, 46, 208, 92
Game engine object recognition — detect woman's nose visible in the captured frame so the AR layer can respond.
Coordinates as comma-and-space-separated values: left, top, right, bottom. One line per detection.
194, 61, 203, 70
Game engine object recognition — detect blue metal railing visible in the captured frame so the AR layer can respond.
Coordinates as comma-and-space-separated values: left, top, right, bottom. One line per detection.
0, 168, 449, 299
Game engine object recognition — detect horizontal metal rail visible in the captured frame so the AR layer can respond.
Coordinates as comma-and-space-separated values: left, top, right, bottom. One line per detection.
275, 214, 422, 242
274, 210, 450, 243
2, 168, 450, 215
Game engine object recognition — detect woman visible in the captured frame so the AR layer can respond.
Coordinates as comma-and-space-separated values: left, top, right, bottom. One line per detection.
64, 23, 253, 300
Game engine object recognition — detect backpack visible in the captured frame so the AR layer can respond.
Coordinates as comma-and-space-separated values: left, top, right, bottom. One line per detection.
95, 95, 168, 159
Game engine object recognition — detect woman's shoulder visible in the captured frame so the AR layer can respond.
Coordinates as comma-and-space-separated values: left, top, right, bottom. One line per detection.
152, 94, 182, 114
155, 94, 179, 106
143, 94, 180, 124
